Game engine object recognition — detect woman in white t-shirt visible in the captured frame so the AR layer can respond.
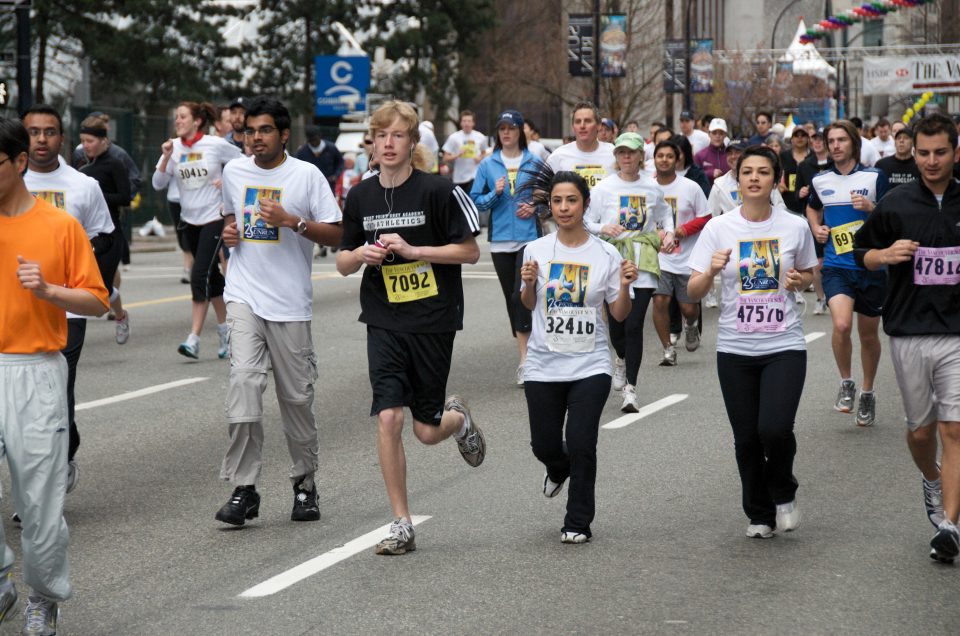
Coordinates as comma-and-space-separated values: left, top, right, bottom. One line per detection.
153, 101, 243, 359
688, 146, 818, 540
585, 132, 674, 414
520, 171, 638, 544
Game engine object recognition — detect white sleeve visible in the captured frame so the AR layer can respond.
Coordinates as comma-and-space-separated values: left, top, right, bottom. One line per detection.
707, 185, 725, 217
441, 134, 458, 154
86, 180, 115, 235
687, 222, 717, 274
309, 168, 343, 223
693, 184, 711, 218
771, 188, 786, 208
584, 189, 605, 235
653, 190, 674, 232
221, 165, 238, 216
221, 139, 243, 164
795, 220, 819, 270
152, 154, 173, 190
604, 248, 622, 304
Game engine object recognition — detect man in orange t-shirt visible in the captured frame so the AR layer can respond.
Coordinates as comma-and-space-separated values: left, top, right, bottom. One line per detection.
0, 119, 107, 633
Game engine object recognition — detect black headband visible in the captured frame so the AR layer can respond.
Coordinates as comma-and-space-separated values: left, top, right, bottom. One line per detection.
80, 127, 107, 138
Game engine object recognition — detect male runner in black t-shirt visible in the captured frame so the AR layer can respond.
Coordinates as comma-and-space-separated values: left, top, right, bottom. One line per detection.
855, 114, 960, 564
337, 101, 485, 555
875, 128, 920, 190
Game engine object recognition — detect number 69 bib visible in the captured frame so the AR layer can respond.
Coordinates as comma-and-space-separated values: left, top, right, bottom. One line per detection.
830, 220, 863, 255
736, 294, 786, 333
545, 306, 597, 353
382, 260, 439, 303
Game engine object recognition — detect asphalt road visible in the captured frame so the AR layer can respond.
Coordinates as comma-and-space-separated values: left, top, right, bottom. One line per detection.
0, 240, 955, 635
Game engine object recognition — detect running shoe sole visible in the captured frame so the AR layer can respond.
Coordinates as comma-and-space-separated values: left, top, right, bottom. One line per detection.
375, 538, 416, 555
178, 344, 199, 359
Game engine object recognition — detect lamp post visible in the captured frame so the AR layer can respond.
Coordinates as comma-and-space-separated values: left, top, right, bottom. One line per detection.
770, 0, 803, 51
683, 0, 693, 111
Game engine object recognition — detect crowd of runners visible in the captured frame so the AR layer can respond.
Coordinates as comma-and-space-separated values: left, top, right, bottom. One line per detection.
1, 88, 959, 634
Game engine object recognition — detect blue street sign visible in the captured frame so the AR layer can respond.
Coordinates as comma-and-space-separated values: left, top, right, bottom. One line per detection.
315, 55, 370, 117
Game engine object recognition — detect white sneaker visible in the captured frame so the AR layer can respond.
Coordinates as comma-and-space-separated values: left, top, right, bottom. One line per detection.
814, 298, 827, 315
217, 324, 231, 359
612, 357, 626, 391
115, 311, 130, 345
620, 384, 639, 413
178, 333, 200, 359
659, 346, 677, 367
683, 320, 700, 352
793, 290, 805, 304
543, 472, 565, 498
704, 289, 718, 308
669, 332, 680, 346
515, 363, 525, 387
746, 524, 774, 539
560, 531, 589, 544
776, 499, 801, 532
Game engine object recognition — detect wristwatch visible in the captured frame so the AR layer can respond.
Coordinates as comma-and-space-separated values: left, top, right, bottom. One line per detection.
295, 217, 308, 234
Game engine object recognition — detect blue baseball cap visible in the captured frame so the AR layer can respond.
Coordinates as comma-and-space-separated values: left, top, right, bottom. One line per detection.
496, 110, 524, 128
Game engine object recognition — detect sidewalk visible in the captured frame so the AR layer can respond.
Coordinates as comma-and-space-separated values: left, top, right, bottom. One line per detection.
130, 224, 179, 254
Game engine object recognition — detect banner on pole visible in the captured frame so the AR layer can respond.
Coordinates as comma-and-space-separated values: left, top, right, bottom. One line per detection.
863, 55, 960, 95
568, 14, 594, 77
599, 14, 627, 78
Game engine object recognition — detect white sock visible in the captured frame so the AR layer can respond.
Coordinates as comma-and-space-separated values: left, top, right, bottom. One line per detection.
455, 417, 470, 440
187, 333, 200, 346
217, 322, 229, 334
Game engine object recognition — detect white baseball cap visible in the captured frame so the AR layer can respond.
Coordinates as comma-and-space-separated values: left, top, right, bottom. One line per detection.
708, 118, 727, 133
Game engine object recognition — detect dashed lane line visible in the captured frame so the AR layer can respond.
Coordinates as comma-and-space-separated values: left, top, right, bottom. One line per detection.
602, 394, 689, 430
75, 377, 209, 411
239, 516, 432, 598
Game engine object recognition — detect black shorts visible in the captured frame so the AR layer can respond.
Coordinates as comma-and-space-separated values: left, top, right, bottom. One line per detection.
367, 326, 455, 425
821, 267, 886, 317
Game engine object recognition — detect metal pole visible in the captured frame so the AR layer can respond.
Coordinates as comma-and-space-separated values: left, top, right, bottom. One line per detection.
684, 0, 692, 111
593, 0, 600, 108
770, 0, 802, 51
16, 1, 31, 114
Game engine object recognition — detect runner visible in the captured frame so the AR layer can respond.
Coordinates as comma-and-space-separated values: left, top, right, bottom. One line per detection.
694, 117, 729, 187
152, 101, 243, 359
293, 125, 343, 192
651, 139, 710, 366
0, 117, 109, 635
851, 117, 880, 167
546, 101, 615, 190
854, 113, 960, 563
23, 104, 115, 494
688, 144, 817, 539
673, 134, 710, 196
469, 109, 541, 386
215, 96, 342, 526
77, 113, 132, 344
585, 132, 673, 412
875, 127, 920, 190
805, 120, 888, 426
679, 110, 710, 155
599, 118, 617, 143
747, 111, 773, 145
524, 120, 551, 161
869, 118, 895, 159
519, 169, 638, 543
336, 101, 485, 555
225, 97, 247, 151
796, 129, 831, 314
442, 109, 488, 194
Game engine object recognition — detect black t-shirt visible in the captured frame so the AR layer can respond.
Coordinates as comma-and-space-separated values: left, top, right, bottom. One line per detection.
340, 170, 480, 333
796, 154, 831, 212
779, 149, 811, 213
875, 155, 920, 190
854, 179, 960, 336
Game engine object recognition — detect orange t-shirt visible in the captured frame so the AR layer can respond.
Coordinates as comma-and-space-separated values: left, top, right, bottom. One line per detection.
0, 198, 109, 353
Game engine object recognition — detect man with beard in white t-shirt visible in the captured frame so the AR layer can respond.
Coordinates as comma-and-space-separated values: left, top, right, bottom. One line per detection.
216, 96, 343, 528
442, 110, 488, 193
547, 101, 616, 190
652, 139, 710, 366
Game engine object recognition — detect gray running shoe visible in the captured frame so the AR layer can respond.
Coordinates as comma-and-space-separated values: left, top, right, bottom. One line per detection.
0, 571, 17, 626
66, 461, 79, 494
560, 531, 589, 544
115, 311, 130, 345
446, 395, 485, 467
659, 346, 677, 367
856, 392, 876, 426
930, 522, 960, 564
375, 518, 416, 555
834, 380, 856, 413
746, 524, 774, 539
21, 596, 57, 636
217, 324, 231, 359
923, 467, 945, 528
683, 321, 700, 352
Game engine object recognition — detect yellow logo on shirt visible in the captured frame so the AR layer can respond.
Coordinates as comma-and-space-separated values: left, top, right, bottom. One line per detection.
31, 190, 66, 210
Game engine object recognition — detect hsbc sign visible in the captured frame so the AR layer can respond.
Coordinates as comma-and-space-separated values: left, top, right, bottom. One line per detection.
864, 55, 960, 95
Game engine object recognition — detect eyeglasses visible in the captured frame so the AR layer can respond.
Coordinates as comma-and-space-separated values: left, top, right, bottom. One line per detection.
243, 125, 277, 137
27, 128, 60, 138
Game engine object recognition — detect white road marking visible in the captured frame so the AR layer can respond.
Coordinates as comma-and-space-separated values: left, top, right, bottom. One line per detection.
239, 516, 432, 598
75, 377, 209, 411
602, 394, 689, 430
804, 331, 825, 343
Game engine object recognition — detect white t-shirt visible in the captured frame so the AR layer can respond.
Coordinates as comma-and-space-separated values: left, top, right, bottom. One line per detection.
686, 129, 711, 155
546, 141, 616, 190
707, 171, 786, 216
521, 234, 623, 382
689, 206, 818, 356
24, 157, 114, 239
442, 130, 488, 184
586, 173, 674, 289
221, 154, 343, 321
859, 136, 879, 167
152, 134, 243, 225
656, 176, 710, 274
527, 140, 550, 161
418, 123, 439, 172
871, 136, 895, 159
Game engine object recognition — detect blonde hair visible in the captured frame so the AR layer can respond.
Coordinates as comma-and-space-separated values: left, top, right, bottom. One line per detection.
369, 101, 420, 145
80, 113, 110, 132
411, 144, 432, 171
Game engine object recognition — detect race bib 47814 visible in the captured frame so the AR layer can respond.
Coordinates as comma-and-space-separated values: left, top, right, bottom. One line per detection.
914, 246, 960, 285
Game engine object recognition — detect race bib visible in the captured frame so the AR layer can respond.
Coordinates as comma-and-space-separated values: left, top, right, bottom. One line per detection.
545, 307, 597, 353
736, 294, 787, 333
382, 261, 439, 303
830, 220, 863, 255
461, 141, 477, 159
574, 165, 606, 189
178, 159, 210, 191
914, 246, 960, 285
788, 174, 797, 192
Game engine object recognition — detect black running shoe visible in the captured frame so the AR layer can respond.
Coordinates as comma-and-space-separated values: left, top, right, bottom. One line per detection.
290, 478, 320, 522
215, 485, 260, 526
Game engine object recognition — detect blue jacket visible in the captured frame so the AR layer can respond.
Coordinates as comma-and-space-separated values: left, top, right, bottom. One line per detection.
470, 149, 541, 244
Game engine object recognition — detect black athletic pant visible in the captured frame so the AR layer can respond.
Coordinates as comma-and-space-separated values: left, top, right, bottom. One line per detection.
168, 200, 189, 252
183, 219, 225, 301
609, 288, 653, 386
491, 250, 532, 337
63, 318, 87, 461
525, 374, 610, 537
716, 350, 806, 527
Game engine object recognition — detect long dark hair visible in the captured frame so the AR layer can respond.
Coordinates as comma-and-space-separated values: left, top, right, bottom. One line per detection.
517, 164, 588, 219
735, 145, 783, 185
494, 125, 528, 152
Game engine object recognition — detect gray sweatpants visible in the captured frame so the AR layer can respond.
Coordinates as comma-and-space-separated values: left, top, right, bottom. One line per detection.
221, 302, 319, 487
0, 353, 71, 602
